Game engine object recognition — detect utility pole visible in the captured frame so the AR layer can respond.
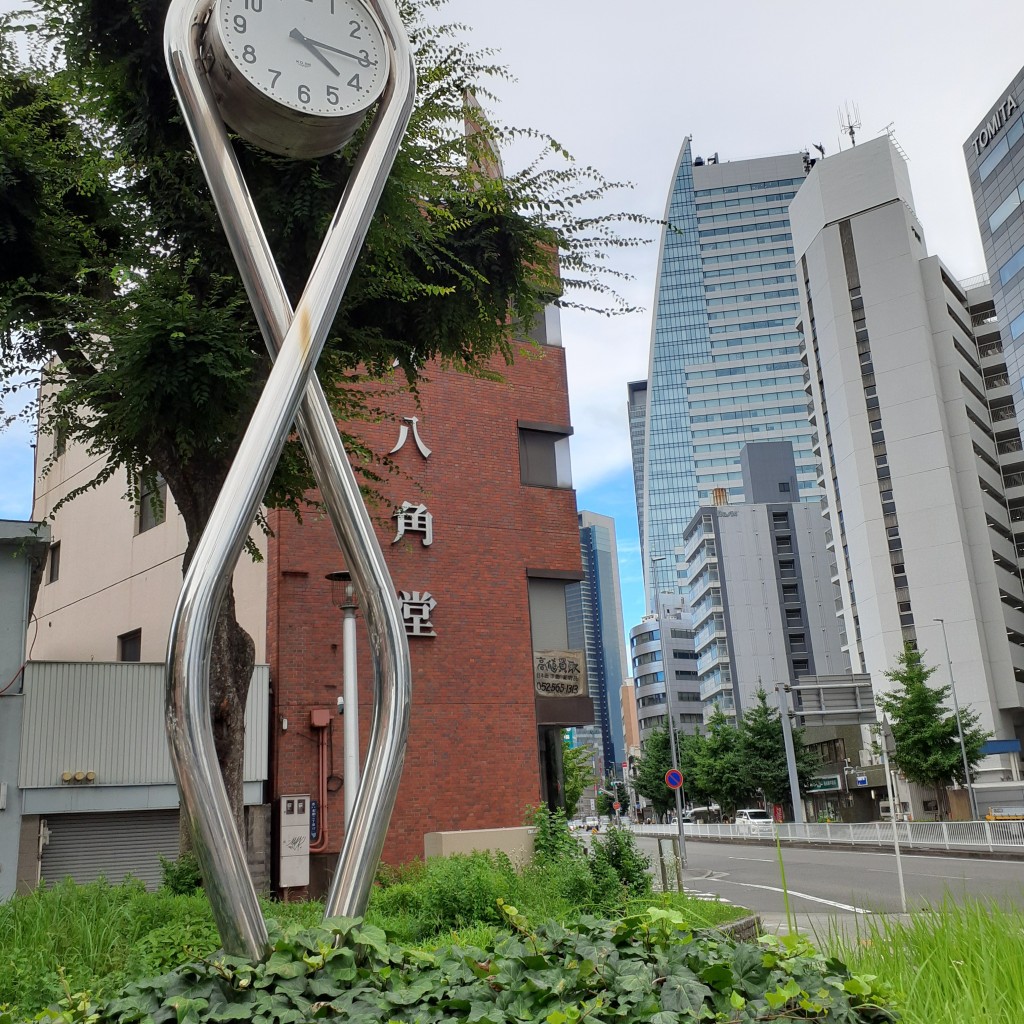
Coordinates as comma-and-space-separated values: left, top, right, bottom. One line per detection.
776, 683, 805, 824
934, 618, 979, 820
879, 716, 907, 913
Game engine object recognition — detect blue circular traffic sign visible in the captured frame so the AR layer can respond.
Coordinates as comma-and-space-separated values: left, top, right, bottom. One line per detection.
665, 768, 683, 790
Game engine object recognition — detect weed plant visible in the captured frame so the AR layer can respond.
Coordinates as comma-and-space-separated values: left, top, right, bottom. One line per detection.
827, 897, 1024, 1024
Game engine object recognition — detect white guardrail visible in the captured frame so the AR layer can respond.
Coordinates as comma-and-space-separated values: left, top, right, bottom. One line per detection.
630, 819, 1024, 853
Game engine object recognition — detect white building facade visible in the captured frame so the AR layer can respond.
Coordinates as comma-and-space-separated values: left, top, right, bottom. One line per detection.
790, 137, 1024, 803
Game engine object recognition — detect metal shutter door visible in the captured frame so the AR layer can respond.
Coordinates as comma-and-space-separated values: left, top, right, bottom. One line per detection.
41, 810, 180, 890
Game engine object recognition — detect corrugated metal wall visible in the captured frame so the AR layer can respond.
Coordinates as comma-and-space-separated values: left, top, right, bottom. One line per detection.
40, 809, 180, 889
20, 662, 269, 788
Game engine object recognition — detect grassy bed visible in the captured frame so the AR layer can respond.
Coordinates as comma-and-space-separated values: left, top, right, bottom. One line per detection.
825, 897, 1024, 1024
0, 820, 747, 1019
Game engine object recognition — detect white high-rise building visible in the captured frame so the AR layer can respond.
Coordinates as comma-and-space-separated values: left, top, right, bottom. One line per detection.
790, 136, 1024, 803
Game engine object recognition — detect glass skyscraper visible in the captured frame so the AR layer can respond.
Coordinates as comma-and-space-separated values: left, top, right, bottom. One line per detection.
638, 139, 820, 604
566, 512, 629, 776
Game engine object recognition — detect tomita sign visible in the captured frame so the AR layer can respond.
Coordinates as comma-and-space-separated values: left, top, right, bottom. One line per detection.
973, 94, 1019, 155
533, 650, 587, 697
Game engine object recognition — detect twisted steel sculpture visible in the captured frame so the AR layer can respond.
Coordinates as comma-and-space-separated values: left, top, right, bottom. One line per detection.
163, 0, 416, 959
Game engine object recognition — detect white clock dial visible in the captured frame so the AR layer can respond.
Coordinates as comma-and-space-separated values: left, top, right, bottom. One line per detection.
216, 0, 389, 119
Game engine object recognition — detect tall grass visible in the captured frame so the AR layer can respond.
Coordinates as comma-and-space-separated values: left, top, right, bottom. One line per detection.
826, 897, 1024, 1024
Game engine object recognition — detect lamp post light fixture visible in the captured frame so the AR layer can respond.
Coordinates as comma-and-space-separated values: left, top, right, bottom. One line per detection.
933, 618, 980, 821
327, 571, 360, 829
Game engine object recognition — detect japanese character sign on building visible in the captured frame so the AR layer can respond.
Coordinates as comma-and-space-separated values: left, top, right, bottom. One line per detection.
389, 416, 432, 458
533, 650, 588, 697
393, 501, 433, 546
399, 590, 437, 637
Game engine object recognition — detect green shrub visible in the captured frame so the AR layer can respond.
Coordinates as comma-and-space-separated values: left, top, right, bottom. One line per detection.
529, 805, 583, 863
30, 906, 894, 1024
415, 851, 517, 932
157, 853, 203, 895
590, 825, 653, 900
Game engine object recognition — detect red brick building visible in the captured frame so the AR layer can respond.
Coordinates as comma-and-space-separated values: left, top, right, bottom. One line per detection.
266, 328, 593, 884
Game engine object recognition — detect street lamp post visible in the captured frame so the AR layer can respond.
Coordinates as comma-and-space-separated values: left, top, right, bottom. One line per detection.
327, 571, 359, 829
933, 618, 979, 821
649, 553, 686, 866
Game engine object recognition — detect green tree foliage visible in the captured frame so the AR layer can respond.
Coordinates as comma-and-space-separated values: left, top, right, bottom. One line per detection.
735, 689, 819, 810
560, 740, 596, 820
596, 780, 629, 818
633, 727, 675, 821
877, 645, 990, 819
691, 707, 751, 815
0, 1, 643, 835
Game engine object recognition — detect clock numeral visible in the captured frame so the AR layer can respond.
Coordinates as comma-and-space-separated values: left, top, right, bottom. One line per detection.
298, 83, 311, 104
268, 68, 282, 88
330, 0, 336, 12
347, 73, 360, 91
326, 84, 339, 104
357, 48, 371, 67
242, 44, 257, 64
244, 0, 262, 9
233, 14, 246, 33
349, 19, 361, 38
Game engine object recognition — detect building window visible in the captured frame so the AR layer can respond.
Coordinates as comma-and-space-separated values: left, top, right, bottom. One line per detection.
47, 541, 61, 583
778, 481, 791, 493
138, 473, 167, 533
518, 425, 573, 488
118, 629, 142, 663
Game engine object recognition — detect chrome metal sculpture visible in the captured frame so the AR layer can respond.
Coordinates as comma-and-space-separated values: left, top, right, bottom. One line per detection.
163, 0, 415, 959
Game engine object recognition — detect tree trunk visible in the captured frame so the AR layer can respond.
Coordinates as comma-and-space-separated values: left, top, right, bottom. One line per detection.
166, 456, 257, 855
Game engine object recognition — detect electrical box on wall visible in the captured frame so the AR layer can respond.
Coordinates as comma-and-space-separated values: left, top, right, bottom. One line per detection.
279, 793, 310, 888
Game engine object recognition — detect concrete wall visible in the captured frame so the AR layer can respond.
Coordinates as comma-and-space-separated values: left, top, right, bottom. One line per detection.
423, 826, 534, 865
0, 520, 48, 901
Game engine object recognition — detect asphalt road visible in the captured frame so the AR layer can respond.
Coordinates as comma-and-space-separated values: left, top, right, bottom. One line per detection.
634, 836, 1024, 916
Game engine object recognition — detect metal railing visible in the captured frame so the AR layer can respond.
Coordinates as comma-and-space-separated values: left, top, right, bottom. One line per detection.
631, 819, 1024, 852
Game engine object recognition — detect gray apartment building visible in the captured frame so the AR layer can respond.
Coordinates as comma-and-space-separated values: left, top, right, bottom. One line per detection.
681, 443, 845, 721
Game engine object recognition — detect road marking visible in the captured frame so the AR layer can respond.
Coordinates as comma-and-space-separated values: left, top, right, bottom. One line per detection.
729, 856, 775, 863
864, 867, 966, 880
720, 880, 870, 914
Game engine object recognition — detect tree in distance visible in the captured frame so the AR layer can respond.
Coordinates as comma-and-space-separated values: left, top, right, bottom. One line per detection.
561, 739, 597, 820
634, 695, 818, 821
596, 780, 629, 818
0, 0, 646, 840
632, 727, 676, 821
734, 688, 819, 812
876, 645, 989, 820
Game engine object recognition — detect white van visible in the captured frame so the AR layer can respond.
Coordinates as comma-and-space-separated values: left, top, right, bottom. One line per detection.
734, 808, 775, 836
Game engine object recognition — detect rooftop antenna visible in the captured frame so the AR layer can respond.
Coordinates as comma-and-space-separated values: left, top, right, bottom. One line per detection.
878, 121, 910, 162
839, 102, 861, 147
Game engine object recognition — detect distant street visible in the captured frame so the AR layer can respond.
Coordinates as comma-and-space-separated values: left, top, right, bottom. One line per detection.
632, 837, 1024, 916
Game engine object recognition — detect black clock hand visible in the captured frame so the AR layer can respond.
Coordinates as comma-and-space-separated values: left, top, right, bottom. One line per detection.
289, 27, 341, 76
292, 30, 378, 67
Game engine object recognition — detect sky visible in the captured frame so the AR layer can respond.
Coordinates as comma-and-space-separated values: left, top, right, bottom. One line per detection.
4, 0, 1024, 637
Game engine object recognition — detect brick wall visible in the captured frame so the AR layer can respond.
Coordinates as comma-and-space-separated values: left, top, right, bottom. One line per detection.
267, 341, 584, 874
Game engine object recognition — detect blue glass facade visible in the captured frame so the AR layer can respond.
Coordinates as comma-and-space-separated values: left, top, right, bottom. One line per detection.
967, 69, 1024, 425
640, 142, 819, 602
566, 513, 628, 775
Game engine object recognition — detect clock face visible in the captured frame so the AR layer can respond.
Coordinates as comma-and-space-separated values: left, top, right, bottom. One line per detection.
216, 0, 389, 119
